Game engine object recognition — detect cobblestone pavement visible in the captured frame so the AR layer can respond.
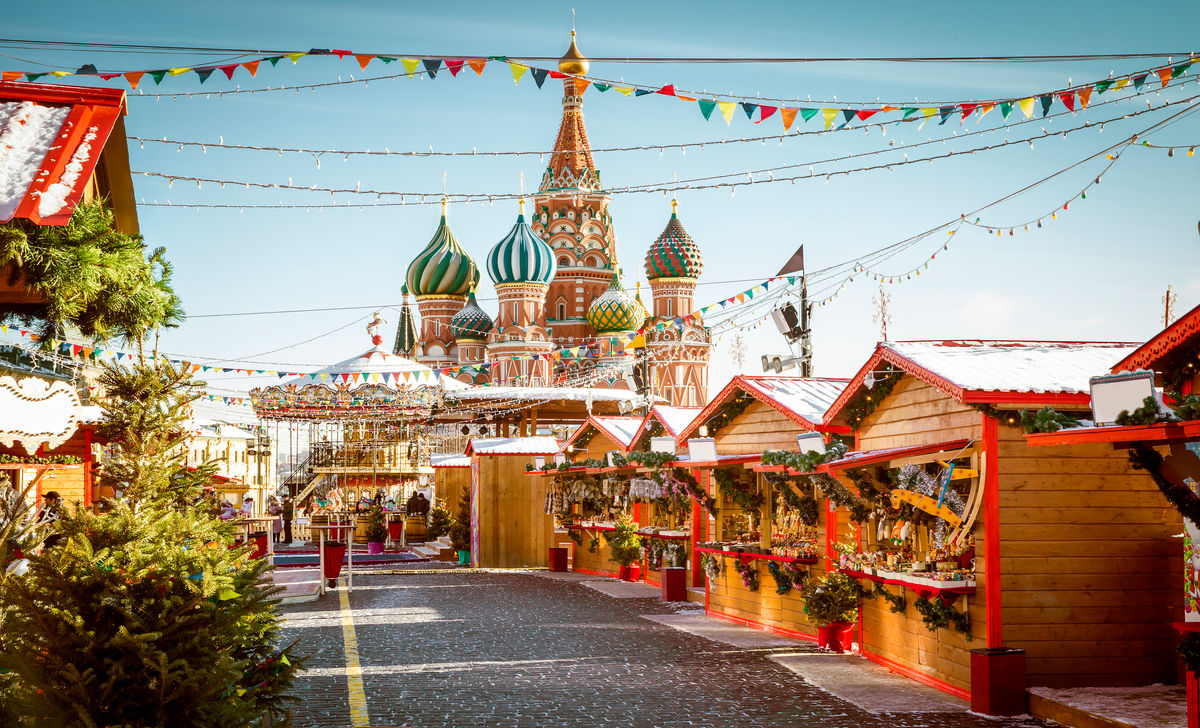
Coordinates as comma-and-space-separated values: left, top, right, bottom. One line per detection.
280, 571, 1047, 728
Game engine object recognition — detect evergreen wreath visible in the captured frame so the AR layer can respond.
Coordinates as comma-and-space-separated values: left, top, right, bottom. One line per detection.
912, 594, 971, 637
567, 529, 583, 546
868, 584, 907, 614
1128, 444, 1200, 524
713, 468, 763, 516
767, 561, 794, 595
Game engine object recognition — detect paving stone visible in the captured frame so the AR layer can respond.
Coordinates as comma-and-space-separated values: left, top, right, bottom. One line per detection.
280, 572, 1050, 728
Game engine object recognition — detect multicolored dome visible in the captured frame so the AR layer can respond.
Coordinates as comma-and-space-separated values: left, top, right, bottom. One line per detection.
450, 291, 494, 340
406, 202, 480, 297
487, 200, 557, 286
645, 199, 703, 280
587, 271, 646, 334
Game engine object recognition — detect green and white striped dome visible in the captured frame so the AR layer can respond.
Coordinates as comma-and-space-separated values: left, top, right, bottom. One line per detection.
450, 291, 494, 340
487, 201, 557, 286
406, 204, 480, 297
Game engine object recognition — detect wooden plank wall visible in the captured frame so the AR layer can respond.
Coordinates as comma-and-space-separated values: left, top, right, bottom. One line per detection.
476, 455, 553, 568
571, 532, 623, 577
854, 375, 985, 693
712, 400, 804, 455
706, 552, 821, 638
996, 427, 1183, 687
434, 467, 470, 516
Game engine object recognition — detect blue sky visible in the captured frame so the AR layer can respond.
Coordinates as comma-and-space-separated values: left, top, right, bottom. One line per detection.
5, 1, 1200, 419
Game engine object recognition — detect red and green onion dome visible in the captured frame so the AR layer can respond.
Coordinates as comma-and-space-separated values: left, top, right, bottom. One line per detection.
486, 199, 557, 286
450, 291, 494, 340
645, 199, 703, 280
406, 201, 480, 297
587, 271, 646, 333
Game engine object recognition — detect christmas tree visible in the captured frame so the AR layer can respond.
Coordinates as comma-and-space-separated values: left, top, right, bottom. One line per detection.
0, 361, 302, 727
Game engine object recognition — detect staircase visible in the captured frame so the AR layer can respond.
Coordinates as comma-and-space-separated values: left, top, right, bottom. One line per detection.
409, 535, 458, 562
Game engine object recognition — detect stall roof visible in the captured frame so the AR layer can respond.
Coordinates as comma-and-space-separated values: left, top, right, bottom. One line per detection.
1111, 302, 1200, 374
465, 436, 561, 456
562, 415, 643, 453
821, 439, 973, 472
1025, 420, 1200, 448
827, 340, 1140, 425
678, 375, 851, 442
626, 405, 701, 452
430, 453, 471, 468
0, 82, 127, 226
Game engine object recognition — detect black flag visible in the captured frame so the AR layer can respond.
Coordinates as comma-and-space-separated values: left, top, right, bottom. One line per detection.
777, 244, 805, 276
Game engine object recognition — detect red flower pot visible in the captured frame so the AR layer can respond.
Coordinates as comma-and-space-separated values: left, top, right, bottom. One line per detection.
322, 541, 347, 579
817, 621, 856, 653
618, 564, 641, 582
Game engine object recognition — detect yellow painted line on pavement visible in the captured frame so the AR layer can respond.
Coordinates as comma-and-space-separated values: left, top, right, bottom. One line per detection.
338, 584, 370, 727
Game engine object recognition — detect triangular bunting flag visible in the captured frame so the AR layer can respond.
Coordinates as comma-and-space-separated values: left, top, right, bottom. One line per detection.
1157, 67, 1173, 88
634, 89, 652, 96
168, 67, 192, 76
698, 99, 716, 120
1094, 79, 1113, 94
1058, 92, 1075, 112
219, 64, 237, 80
149, 70, 167, 85
842, 109, 857, 124
286, 52, 305, 64
741, 102, 758, 119
900, 108, 919, 120
799, 108, 818, 122
1038, 95, 1053, 117
265, 56, 283, 67
717, 101, 737, 125
592, 82, 610, 92
822, 108, 838, 130
614, 87, 633, 96
194, 67, 215, 84
1115, 78, 1130, 90
445, 59, 464, 77
657, 84, 676, 96
856, 108, 879, 121
1077, 88, 1091, 108
1017, 97, 1035, 119
421, 59, 442, 78
958, 103, 976, 122
242, 61, 259, 77
511, 63, 528, 85
355, 54, 374, 70
23, 73, 46, 82
937, 106, 954, 124
1172, 61, 1192, 78
530, 67, 548, 88
401, 58, 419, 76
999, 101, 1014, 118
124, 71, 144, 89
978, 103, 995, 120
468, 59, 487, 76
779, 108, 798, 131
1132, 74, 1147, 90
1, 72, 21, 82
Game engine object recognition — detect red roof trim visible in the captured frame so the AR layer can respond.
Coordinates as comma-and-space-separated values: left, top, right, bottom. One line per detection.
677, 375, 847, 442
561, 415, 640, 453
820, 438, 973, 472
1111, 303, 1200, 374
1024, 419, 1200, 447
0, 81, 127, 109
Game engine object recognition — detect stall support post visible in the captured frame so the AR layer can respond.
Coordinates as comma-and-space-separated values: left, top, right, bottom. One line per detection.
317, 529, 326, 598
690, 495, 705, 588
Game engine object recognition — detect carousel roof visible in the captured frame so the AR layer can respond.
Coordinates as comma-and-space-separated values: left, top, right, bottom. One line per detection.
249, 339, 469, 421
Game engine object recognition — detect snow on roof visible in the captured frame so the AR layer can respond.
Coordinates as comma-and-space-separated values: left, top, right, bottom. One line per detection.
651, 405, 700, 436
465, 436, 561, 455
430, 453, 471, 468
739, 376, 850, 426
448, 386, 642, 403
590, 416, 643, 448
883, 340, 1140, 395
0, 82, 127, 226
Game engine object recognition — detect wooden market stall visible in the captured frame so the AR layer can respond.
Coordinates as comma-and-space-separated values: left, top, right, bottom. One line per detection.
430, 452, 471, 517
465, 436, 562, 568
673, 375, 850, 637
816, 339, 1181, 704
627, 405, 701, 453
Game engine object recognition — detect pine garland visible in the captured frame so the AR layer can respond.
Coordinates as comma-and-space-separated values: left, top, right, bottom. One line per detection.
867, 584, 907, 614
733, 557, 759, 591
1128, 444, 1200, 524
1116, 395, 1176, 426
704, 393, 754, 438
0, 454, 82, 465
912, 594, 971, 636
713, 468, 763, 516
1019, 407, 1082, 433
767, 561, 794, 595
845, 364, 899, 430
774, 482, 819, 526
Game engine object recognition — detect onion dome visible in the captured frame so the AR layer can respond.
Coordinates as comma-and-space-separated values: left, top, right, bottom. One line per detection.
406, 200, 480, 297
450, 291, 494, 340
587, 271, 645, 333
487, 199, 557, 286
645, 199, 703, 280
558, 31, 589, 75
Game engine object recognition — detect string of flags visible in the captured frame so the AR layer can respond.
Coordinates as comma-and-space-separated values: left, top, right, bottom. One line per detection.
2, 47, 1193, 131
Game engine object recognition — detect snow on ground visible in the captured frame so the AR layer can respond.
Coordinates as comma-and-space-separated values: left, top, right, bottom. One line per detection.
1029, 685, 1186, 728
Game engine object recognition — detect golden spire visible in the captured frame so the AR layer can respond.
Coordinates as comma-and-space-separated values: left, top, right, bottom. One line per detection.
440, 197, 448, 219
518, 196, 526, 217
558, 31, 589, 75
671, 197, 678, 217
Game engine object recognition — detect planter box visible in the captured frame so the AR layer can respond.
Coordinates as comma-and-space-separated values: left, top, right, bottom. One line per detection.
817, 621, 855, 653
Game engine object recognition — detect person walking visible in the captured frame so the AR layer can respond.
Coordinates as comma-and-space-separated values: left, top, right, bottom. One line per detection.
281, 494, 294, 545
36, 491, 64, 549
266, 496, 283, 545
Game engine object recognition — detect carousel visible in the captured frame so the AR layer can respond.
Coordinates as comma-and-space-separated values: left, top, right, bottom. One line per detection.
250, 314, 469, 517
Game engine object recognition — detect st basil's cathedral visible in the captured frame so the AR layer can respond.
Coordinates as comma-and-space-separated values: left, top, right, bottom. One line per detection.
396, 33, 711, 407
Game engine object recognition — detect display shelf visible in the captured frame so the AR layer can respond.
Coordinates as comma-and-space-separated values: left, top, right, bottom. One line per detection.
838, 566, 976, 600
696, 546, 817, 565
565, 524, 690, 541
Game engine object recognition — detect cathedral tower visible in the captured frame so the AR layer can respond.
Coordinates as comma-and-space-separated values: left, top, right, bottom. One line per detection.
644, 200, 711, 406
405, 201, 479, 368
530, 32, 618, 349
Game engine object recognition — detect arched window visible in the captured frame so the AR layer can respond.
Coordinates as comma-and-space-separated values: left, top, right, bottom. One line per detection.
557, 302, 566, 320
558, 257, 569, 267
